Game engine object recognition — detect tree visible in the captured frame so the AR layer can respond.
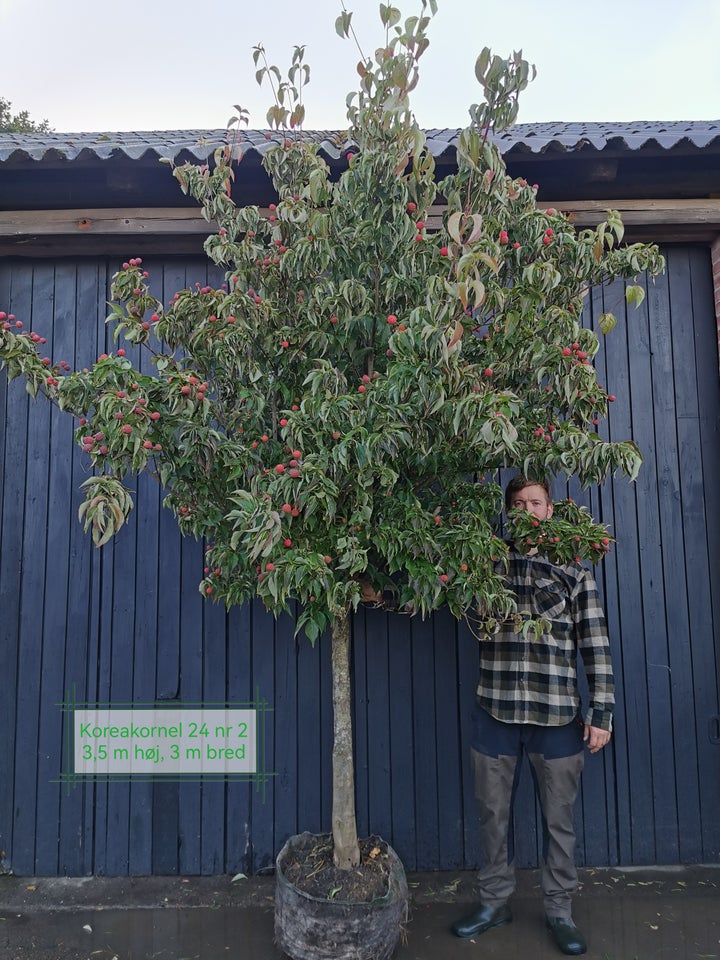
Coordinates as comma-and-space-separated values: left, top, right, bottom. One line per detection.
0, 96, 52, 133
0, 1, 663, 873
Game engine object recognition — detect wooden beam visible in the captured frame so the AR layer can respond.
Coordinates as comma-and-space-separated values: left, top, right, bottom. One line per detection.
0, 208, 209, 237
539, 198, 720, 228
1, 199, 719, 253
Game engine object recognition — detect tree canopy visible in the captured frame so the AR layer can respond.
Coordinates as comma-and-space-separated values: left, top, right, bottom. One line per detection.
0, 3, 663, 646
0, 96, 52, 133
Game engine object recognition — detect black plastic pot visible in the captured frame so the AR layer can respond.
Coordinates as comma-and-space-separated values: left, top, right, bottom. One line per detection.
274, 832, 408, 960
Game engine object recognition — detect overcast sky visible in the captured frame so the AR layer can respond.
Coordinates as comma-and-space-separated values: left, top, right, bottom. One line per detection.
1, 0, 718, 132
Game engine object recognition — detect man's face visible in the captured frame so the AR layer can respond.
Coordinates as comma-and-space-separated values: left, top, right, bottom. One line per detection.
508, 484, 553, 522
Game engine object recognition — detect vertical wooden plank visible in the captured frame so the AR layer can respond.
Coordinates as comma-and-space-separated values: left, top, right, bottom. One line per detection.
685, 247, 720, 861
457, 620, 482, 869
177, 532, 204, 874
274, 611, 300, 851
201, 598, 229, 875
364, 608, 392, 845
607, 274, 661, 864
225, 602, 253, 874
14, 262, 55, 874
433, 610, 464, 869
410, 615, 439, 868
34, 263, 77, 874
387, 614, 416, 868
59, 259, 107, 876
296, 619, 323, 837
0, 260, 30, 875
656, 248, 705, 861
250, 598, 276, 871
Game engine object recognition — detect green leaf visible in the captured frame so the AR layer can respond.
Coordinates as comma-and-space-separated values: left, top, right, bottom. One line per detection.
599, 312, 617, 335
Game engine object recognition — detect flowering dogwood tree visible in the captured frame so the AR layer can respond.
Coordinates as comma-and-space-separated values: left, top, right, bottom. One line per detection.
0, 2, 663, 870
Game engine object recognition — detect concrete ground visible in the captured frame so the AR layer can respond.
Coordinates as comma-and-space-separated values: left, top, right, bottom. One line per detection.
0, 865, 718, 960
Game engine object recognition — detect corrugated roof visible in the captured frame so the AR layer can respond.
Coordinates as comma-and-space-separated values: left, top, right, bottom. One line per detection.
0, 120, 718, 164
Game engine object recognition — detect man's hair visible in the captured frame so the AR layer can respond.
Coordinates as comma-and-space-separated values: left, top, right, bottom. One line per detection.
504, 475, 552, 511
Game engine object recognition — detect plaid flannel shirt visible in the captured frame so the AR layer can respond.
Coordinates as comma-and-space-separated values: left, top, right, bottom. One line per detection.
476, 546, 615, 731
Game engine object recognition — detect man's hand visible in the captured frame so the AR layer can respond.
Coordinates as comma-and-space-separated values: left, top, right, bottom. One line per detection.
583, 724, 611, 753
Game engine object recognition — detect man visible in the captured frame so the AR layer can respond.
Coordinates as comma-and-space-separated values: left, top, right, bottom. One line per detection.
452, 475, 614, 956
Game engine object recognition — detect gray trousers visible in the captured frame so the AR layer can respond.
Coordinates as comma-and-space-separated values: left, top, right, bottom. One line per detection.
471, 707, 585, 918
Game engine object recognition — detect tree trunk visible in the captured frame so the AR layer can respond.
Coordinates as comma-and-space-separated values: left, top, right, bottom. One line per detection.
331, 611, 360, 870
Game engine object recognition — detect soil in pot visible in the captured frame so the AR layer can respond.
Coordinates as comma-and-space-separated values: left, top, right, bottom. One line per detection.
275, 832, 408, 960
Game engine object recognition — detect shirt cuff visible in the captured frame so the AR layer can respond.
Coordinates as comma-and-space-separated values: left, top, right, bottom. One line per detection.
584, 707, 613, 732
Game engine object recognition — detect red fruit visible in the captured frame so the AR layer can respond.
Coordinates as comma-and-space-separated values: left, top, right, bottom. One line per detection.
439, 246, 449, 257
115, 412, 124, 420
261, 435, 269, 442
279, 418, 288, 427
227, 315, 236, 324
281, 340, 289, 349
562, 347, 572, 356
324, 556, 331, 564
121, 424, 133, 435
512, 242, 521, 249
292, 450, 302, 459
99, 446, 108, 455
282, 503, 293, 514
291, 507, 300, 517
414, 234, 423, 242
484, 367, 493, 377
439, 574, 448, 582
433, 516, 442, 525
117, 390, 126, 399
205, 586, 213, 595
542, 236, 552, 246
387, 314, 397, 325
143, 440, 153, 449
332, 431, 341, 440
460, 563, 468, 572
181, 385, 191, 395
150, 411, 161, 421
415, 221, 425, 230
117, 349, 126, 357
265, 562, 275, 572
283, 539, 292, 547
275, 464, 285, 473
289, 468, 300, 478
330, 315, 338, 324
154, 443, 162, 451
608, 395, 616, 402
406, 202, 417, 213
358, 385, 366, 393
498, 230, 508, 244
362, 374, 371, 383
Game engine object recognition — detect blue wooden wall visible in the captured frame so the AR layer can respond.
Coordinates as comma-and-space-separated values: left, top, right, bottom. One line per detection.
1, 246, 719, 876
